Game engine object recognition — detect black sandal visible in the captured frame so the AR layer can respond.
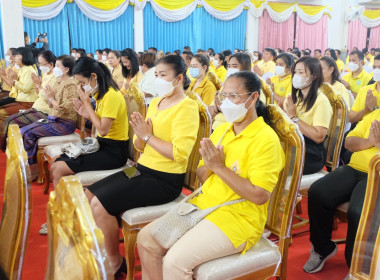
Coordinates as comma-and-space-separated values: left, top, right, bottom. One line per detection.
114, 258, 127, 279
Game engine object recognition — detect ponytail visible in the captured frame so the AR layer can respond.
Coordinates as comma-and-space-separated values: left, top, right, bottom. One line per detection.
256, 99, 271, 125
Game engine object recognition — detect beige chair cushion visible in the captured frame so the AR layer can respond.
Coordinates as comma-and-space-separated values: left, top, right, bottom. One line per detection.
194, 237, 281, 280
299, 169, 328, 190
38, 133, 81, 146
75, 165, 129, 187
121, 193, 186, 225
336, 202, 349, 213
44, 144, 66, 159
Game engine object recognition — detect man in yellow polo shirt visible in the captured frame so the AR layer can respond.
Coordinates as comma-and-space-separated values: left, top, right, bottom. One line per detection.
253, 47, 276, 76
342, 50, 373, 98
335, 49, 345, 72
348, 55, 380, 123
181, 51, 195, 82
305, 109, 380, 274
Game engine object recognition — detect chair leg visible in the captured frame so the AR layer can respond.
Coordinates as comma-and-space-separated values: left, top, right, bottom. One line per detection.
332, 217, 338, 231
122, 224, 141, 280
42, 156, 50, 194
295, 198, 302, 214
37, 147, 45, 184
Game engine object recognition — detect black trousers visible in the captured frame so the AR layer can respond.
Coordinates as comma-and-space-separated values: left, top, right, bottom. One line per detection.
308, 165, 367, 267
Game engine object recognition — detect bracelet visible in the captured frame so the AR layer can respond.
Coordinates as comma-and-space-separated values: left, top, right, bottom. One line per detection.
143, 134, 152, 144
290, 116, 297, 120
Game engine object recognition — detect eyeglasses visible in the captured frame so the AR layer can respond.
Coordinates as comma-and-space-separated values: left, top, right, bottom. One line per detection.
218, 91, 251, 103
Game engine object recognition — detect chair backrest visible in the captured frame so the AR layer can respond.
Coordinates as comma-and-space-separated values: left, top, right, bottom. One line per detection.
207, 71, 223, 91
259, 76, 274, 105
350, 154, 380, 280
0, 124, 32, 280
45, 176, 113, 280
184, 92, 212, 190
265, 104, 305, 276
321, 83, 348, 170
124, 82, 147, 162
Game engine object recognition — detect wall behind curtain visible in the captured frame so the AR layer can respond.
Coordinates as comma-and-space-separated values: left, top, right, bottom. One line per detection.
23, 4, 70, 56
143, 2, 246, 53
294, 14, 328, 53
67, 2, 133, 54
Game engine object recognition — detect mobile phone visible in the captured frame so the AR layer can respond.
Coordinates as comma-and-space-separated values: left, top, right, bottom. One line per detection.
123, 166, 141, 179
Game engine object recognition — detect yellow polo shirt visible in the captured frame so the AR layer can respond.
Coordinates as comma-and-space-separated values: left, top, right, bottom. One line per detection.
342, 69, 372, 95
331, 81, 351, 110
347, 109, 380, 173
94, 87, 128, 141
351, 82, 380, 116
187, 76, 216, 106
10, 65, 38, 102
136, 96, 199, 174
258, 60, 275, 75
270, 74, 292, 98
213, 66, 227, 83
192, 118, 285, 253
336, 59, 345, 72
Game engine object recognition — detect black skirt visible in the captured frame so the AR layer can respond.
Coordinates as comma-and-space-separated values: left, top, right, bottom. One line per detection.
87, 164, 185, 216
56, 136, 129, 173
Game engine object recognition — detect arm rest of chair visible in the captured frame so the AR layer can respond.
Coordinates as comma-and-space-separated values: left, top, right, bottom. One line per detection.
75, 165, 129, 187
37, 133, 81, 147
120, 193, 186, 226
44, 144, 66, 160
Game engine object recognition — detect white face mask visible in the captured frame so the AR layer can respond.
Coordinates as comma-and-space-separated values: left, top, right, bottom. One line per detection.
154, 77, 177, 98
275, 66, 286, 77
226, 68, 239, 78
53, 67, 64, 78
94, 55, 98, 61
253, 56, 258, 61
292, 74, 311, 89
102, 55, 107, 62
220, 94, 253, 123
40, 66, 50, 74
5, 55, 11, 64
71, 53, 75, 57
14, 64, 20, 70
348, 62, 360, 72
213, 60, 219, 67
373, 69, 380, 82
83, 77, 98, 94
139, 66, 143, 74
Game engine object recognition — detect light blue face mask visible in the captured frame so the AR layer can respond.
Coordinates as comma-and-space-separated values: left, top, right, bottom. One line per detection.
189, 67, 201, 79
94, 55, 98, 61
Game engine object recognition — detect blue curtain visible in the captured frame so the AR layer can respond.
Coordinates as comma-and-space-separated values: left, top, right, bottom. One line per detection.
144, 3, 247, 53
67, 2, 134, 54
23, 5, 70, 56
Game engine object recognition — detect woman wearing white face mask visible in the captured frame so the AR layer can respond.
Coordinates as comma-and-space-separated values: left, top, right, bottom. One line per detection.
0, 50, 59, 151
83, 55, 199, 277
266, 53, 294, 107
137, 71, 285, 280
187, 54, 216, 106
0, 48, 19, 99
212, 53, 227, 82
284, 56, 332, 174
50, 56, 129, 188
138, 52, 157, 104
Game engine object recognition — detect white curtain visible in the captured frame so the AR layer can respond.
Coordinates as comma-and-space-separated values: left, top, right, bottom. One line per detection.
22, 0, 66, 20
74, 0, 130, 22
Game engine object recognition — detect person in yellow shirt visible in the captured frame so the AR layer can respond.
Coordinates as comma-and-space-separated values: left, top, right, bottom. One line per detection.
305, 109, 380, 274
253, 47, 276, 76
51, 56, 129, 187
320, 56, 351, 109
187, 54, 216, 105
84, 55, 199, 277
0, 48, 18, 98
348, 55, 380, 123
137, 71, 285, 280
266, 52, 294, 107
120, 48, 140, 94
252, 51, 263, 67
211, 53, 227, 82
314, 49, 322, 60
284, 56, 332, 174
107, 50, 124, 88
181, 51, 195, 82
335, 49, 345, 72
0, 47, 38, 132
342, 50, 373, 98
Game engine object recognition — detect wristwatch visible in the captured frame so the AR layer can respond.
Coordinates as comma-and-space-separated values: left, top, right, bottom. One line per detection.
143, 134, 152, 144
292, 117, 300, 123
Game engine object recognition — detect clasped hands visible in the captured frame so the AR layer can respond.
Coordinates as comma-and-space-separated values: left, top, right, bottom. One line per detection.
284, 95, 297, 118
199, 138, 225, 172
129, 112, 153, 140
369, 120, 380, 149
73, 85, 92, 119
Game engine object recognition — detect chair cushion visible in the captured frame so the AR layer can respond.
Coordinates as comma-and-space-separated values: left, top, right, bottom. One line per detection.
299, 169, 328, 190
44, 144, 65, 159
75, 165, 128, 187
336, 202, 349, 213
194, 237, 281, 280
121, 193, 186, 225
37, 133, 80, 146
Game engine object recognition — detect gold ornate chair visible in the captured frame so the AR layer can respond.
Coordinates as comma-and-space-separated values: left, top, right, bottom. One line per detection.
120, 91, 212, 280
45, 176, 113, 280
259, 76, 274, 105
74, 82, 147, 187
194, 104, 304, 280
293, 83, 348, 228
0, 124, 32, 280
349, 154, 380, 280
207, 70, 223, 91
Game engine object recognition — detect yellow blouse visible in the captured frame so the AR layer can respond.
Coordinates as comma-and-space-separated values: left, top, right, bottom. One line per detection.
258, 60, 275, 75
49, 77, 78, 121
111, 64, 124, 85
94, 87, 129, 141
121, 71, 144, 95
187, 76, 216, 106
192, 118, 285, 253
10, 65, 38, 102
32, 72, 58, 114
213, 66, 227, 83
270, 74, 292, 98
136, 97, 199, 174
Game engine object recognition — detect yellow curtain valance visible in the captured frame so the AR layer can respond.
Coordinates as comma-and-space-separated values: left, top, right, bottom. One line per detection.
22, 0, 58, 8
203, 0, 246, 12
298, 4, 331, 16
82, 0, 126, 10
267, 2, 295, 13
363, 9, 380, 20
